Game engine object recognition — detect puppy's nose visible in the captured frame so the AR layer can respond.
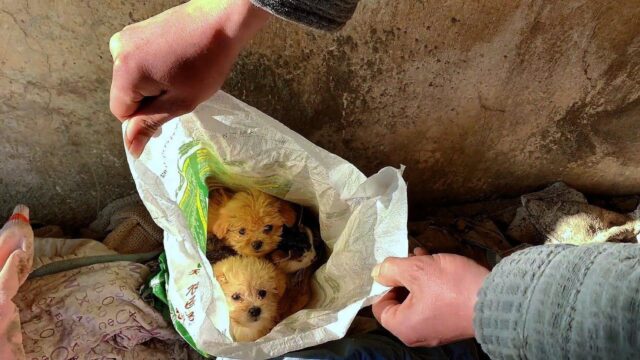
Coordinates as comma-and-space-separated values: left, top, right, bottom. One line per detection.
248, 306, 261, 318
251, 241, 263, 251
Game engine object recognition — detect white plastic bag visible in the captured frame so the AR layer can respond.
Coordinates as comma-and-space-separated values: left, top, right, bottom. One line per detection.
125, 91, 408, 359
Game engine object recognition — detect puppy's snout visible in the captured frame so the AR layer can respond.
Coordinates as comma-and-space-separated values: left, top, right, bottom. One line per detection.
251, 241, 263, 251
248, 306, 261, 318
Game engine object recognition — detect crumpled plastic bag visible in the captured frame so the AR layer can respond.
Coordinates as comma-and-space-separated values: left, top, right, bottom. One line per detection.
125, 91, 408, 359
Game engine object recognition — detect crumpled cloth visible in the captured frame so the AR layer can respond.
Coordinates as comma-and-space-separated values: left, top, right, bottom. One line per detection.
16, 260, 184, 359
506, 182, 640, 245
409, 217, 513, 269
82, 194, 163, 254
409, 182, 640, 270
32, 237, 117, 270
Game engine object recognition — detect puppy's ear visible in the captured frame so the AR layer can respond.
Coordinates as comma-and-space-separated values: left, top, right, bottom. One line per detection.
216, 273, 227, 285
214, 267, 228, 285
209, 188, 232, 207
273, 270, 287, 296
279, 202, 297, 227
212, 212, 230, 239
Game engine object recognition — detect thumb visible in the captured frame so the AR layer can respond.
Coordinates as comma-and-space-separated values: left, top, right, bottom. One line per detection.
371, 287, 418, 342
125, 114, 169, 158
371, 257, 416, 290
124, 95, 191, 158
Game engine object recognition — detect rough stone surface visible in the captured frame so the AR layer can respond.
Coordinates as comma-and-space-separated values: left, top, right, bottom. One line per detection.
227, 1, 640, 217
0, 1, 183, 228
1, 1, 639, 227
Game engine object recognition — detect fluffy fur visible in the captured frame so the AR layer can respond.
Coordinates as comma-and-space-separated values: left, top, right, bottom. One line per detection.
213, 256, 287, 342
278, 232, 328, 320
208, 189, 297, 257
206, 188, 233, 249
278, 269, 313, 320
269, 225, 317, 273
549, 213, 640, 245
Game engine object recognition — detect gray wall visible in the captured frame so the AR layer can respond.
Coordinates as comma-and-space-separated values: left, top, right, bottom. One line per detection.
2, 1, 639, 227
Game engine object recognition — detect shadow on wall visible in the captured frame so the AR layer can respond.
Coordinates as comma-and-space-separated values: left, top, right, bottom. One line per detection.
225, 1, 640, 219
0, 1, 185, 229
1, 1, 639, 227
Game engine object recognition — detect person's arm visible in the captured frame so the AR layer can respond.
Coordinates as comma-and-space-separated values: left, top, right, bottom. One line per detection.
251, 0, 359, 31
110, 0, 358, 158
475, 243, 640, 359
372, 244, 640, 358
372, 248, 489, 347
109, 0, 270, 158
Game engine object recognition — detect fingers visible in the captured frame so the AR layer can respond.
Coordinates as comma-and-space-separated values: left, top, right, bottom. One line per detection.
110, 61, 167, 121
372, 289, 418, 346
372, 287, 403, 321
413, 247, 428, 256
109, 32, 122, 60
109, 32, 166, 121
372, 257, 420, 290
125, 115, 170, 158
409, 247, 428, 256
109, 32, 142, 120
110, 81, 144, 121
124, 94, 192, 158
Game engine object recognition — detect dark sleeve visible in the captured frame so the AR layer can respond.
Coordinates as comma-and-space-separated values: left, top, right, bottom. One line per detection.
250, 0, 359, 31
474, 243, 640, 359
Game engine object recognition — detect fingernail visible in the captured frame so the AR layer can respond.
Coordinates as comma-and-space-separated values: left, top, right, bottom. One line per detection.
371, 263, 381, 279
128, 136, 149, 159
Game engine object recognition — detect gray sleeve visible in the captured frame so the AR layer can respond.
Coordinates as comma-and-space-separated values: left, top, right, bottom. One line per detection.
474, 243, 640, 359
250, 0, 359, 31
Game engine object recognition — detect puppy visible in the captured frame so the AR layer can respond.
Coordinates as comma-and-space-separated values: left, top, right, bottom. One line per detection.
205, 233, 238, 265
209, 189, 297, 257
277, 267, 316, 321
278, 231, 328, 320
549, 212, 640, 245
269, 224, 317, 273
207, 187, 233, 250
213, 256, 287, 342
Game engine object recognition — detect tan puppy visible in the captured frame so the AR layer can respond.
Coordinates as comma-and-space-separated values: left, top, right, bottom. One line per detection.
213, 256, 287, 342
208, 189, 297, 257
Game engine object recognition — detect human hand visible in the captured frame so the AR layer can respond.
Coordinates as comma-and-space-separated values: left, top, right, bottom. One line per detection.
371, 248, 490, 347
109, 0, 270, 158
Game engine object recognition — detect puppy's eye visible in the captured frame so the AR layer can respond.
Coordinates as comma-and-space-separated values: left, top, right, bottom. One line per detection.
263, 225, 273, 234
238, 228, 246, 236
231, 293, 242, 301
257, 289, 267, 299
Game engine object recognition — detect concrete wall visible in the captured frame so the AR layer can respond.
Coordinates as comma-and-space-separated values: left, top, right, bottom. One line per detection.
2, 1, 639, 227
1, 1, 183, 227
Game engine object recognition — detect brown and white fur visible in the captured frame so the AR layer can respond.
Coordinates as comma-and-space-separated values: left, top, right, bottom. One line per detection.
278, 232, 328, 320
213, 256, 287, 342
269, 225, 317, 273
